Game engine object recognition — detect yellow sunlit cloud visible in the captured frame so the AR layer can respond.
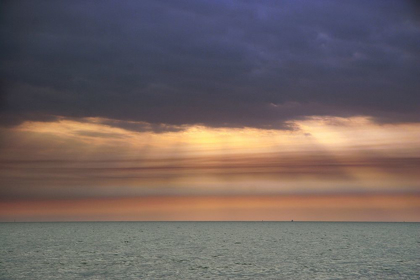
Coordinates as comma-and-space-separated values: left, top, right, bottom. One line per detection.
1, 115, 419, 221
10, 116, 420, 160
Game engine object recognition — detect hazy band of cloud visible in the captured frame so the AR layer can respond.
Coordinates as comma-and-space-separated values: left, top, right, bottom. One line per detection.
1, 152, 419, 200
1, 194, 419, 222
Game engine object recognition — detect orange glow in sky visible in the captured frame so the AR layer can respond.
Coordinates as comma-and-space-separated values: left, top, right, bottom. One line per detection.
1, 116, 419, 221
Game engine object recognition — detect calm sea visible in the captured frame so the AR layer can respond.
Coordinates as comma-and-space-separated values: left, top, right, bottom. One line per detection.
0, 222, 419, 279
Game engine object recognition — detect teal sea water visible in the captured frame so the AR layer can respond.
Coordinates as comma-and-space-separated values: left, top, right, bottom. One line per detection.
1, 222, 419, 279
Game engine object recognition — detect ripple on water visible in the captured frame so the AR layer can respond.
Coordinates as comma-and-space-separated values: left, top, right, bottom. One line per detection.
0, 222, 419, 280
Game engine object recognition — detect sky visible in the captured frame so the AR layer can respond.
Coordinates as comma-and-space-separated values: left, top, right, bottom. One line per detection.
1, 0, 419, 221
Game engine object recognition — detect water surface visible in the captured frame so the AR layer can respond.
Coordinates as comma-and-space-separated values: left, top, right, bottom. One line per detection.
1, 222, 419, 279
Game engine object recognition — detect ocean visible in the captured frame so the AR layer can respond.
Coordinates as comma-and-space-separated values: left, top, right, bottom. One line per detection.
1, 222, 419, 279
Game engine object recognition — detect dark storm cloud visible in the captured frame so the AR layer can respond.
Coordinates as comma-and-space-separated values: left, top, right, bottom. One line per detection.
1, 0, 419, 130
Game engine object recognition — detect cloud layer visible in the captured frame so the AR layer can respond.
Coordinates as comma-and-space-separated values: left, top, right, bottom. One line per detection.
1, 0, 420, 130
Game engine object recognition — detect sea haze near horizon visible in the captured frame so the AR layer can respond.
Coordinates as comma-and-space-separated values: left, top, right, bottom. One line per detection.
1, 222, 419, 279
